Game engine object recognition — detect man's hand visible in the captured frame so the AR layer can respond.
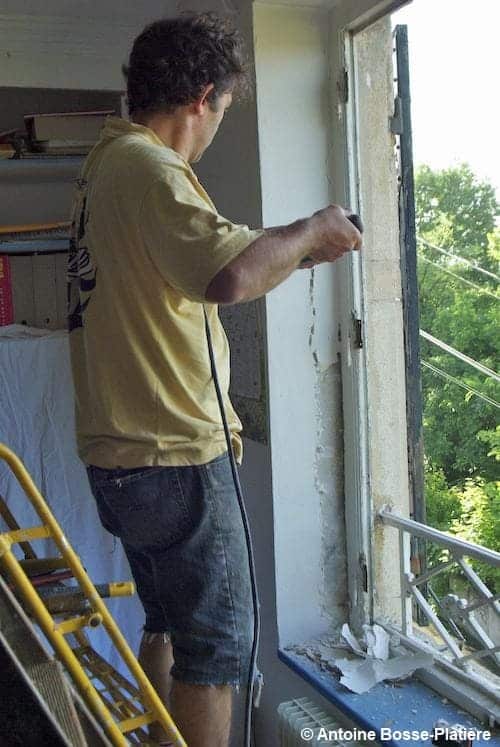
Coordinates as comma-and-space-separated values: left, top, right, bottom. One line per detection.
206, 205, 362, 304
299, 206, 362, 268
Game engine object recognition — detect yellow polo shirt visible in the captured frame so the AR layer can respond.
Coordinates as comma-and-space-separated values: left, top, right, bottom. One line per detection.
67, 117, 261, 467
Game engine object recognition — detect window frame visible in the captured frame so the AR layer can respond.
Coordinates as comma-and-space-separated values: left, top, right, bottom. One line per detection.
331, 0, 500, 724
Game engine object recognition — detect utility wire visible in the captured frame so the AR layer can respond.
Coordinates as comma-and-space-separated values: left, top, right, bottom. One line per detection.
418, 255, 500, 301
422, 360, 500, 410
418, 238, 500, 283
420, 330, 500, 384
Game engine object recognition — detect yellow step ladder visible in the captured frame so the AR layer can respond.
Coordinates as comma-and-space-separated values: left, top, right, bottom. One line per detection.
0, 442, 186, 747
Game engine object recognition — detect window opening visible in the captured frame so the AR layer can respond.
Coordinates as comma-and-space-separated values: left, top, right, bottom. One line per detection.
376, 1, 499, 717
347, 0, 499, 720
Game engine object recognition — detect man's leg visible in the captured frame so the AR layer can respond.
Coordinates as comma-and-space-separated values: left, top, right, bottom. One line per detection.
138, 632, 232, 747
87, 460, 251, 747
138, 632, 174, 743
170, 681, 232, 747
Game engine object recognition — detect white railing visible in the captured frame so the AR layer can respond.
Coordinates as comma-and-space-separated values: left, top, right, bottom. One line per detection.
378, 507, 500, 679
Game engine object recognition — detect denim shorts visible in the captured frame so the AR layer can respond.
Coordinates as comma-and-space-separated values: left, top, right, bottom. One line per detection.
86, 453, 253, 688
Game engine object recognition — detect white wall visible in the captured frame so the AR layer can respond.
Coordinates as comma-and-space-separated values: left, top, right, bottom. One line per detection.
246, 4, 351, 743
254, 0, 348, 646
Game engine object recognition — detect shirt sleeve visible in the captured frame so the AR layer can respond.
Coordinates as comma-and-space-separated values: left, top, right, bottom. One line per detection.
139, 168, 263, 303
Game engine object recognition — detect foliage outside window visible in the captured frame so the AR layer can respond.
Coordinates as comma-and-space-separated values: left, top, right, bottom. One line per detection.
415, 163, 499, 594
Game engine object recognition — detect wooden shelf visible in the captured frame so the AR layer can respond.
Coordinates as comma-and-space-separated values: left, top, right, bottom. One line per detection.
0, 157, 83, 184
0, 239, 69, 256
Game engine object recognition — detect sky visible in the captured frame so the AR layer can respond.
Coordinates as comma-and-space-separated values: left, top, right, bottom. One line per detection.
392, 0, 499, 196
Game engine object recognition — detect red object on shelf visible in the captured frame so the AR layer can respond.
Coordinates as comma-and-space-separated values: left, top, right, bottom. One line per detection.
0, 255, 14, 325
30, 570, 74, 587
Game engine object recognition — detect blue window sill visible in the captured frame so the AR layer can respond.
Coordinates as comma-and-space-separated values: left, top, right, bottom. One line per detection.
278, 648, 499, 746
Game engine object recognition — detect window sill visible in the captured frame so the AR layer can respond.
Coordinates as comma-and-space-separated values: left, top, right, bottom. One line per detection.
278, 648, 499, 746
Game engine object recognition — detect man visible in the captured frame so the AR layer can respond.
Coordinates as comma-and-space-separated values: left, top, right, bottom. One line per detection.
67, 12, 361, 747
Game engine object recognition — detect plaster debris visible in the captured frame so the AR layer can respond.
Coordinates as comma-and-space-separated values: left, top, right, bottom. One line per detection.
341, 623, 366, 656
336, 624, 433, 693
286, 624, 434, 695
363, 623, 390, 660
335, 652, 434, 695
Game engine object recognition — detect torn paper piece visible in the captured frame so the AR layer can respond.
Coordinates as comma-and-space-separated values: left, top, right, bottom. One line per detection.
363, 623, 390, 660
341, 623, 366, 657
335, 653, 434, 694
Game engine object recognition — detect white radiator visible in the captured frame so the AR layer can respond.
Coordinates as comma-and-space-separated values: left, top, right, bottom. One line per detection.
278, 697, 347, 746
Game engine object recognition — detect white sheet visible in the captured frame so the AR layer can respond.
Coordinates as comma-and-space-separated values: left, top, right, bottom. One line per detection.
0, 326, 143, 678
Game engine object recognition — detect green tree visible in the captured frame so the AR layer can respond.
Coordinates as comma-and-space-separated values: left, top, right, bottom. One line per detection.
424, 467, 500, 595
416, 163, 498, 271
414, 164, 499, 567
450, 479, 500, 591
424, 463, 462, 531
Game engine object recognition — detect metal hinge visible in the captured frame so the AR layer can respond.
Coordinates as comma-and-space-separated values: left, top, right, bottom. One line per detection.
338, 68, 349, 104
359, 553, 368, 593
390, 95, 403, 134
353, 316, 363, 349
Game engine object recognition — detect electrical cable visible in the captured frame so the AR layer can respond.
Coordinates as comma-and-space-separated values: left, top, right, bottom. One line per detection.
418, 238, 500, 283
421, 360, 500, 409
418, 254, 499, 300
203, 307, 260, 747
200, 212, 362, 745
420, 330, 500, 384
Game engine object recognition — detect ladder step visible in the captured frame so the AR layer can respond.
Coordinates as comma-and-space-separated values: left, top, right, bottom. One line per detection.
0, 496, 37, 558
118, 711, 156, 733
40, 581, 135, 617
0, 525, 51, 553
55, 612, 103, 634
75, 644, 146, 721
20, 557, 68, 576
31, 570, 74, 587
75, 645, 144, 699
100, 692, 140, 724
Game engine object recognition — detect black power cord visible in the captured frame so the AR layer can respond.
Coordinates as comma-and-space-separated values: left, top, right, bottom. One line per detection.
204, 308, 261, 747
202, 213, 362, 745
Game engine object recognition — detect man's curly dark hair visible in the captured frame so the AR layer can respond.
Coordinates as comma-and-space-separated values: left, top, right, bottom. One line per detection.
122, 12, 249, 116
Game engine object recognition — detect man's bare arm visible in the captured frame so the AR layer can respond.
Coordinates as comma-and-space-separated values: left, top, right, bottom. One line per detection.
205, 205, 362, 304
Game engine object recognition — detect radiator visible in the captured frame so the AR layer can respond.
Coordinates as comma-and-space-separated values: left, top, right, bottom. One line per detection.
278, 697, 346, 746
